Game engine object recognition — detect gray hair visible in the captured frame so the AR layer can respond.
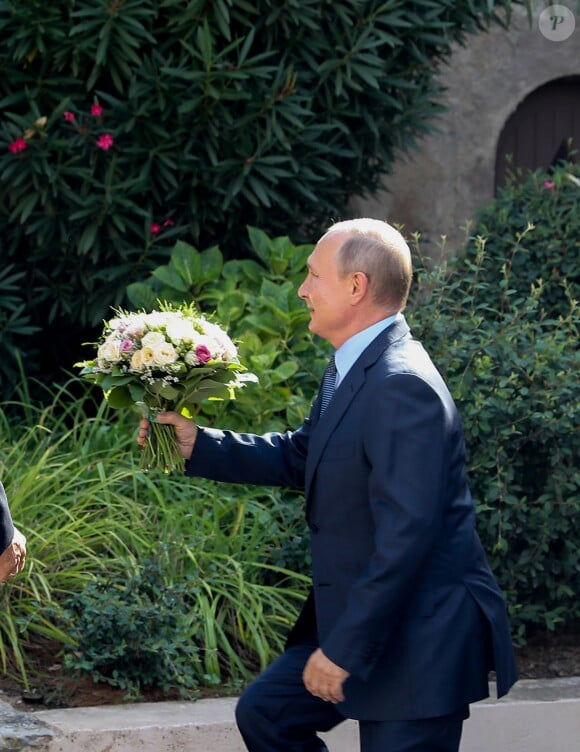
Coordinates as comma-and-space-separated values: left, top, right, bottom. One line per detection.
324, 218, 413, 310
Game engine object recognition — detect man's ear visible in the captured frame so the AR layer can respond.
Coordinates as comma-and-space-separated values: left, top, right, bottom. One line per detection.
350, 271, 369, 302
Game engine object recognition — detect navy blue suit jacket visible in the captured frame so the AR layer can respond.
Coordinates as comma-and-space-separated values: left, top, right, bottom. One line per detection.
0, 482, 15, 554
186, 317, 518, 721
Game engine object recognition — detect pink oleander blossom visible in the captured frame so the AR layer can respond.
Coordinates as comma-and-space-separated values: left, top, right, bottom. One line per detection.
195, 345, 212, 364
8, 138, 27, 154
96, 133, 114, 150
63, 111, 76, 122
543, 180, 556, 191
91, 103, 103, 117
150, 223, 162, 235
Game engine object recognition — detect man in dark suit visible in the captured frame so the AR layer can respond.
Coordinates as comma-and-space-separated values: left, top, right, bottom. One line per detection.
139, 218, 517, 751
0, 482, 26, 582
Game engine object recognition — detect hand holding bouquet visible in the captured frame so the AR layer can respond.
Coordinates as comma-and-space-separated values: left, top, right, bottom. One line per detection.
76, 303, 255, 473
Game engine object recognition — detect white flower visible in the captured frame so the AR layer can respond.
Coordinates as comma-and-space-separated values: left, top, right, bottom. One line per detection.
185, 350, 201, 366
98, 339, 122, 364
146, 311, 175, 328
110, 313, 146, 334
141, 331, 167, 348
199, 319, 238, 360
165, 318, 197, 345
130, 349, 145, 372
141, 346, 156, 366
152, 342, 178, 367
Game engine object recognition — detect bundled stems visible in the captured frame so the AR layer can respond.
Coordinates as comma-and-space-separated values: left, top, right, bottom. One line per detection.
141, 418, 184, 474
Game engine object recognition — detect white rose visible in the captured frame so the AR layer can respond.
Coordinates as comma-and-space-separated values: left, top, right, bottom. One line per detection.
113, 314, 146, 337
141, 346, 156, 366
141, 331, 166, 348
130, 349, 145, 371
146, 311, 174, 328
165, 318, 196, 344
97, 340, 122, 364
152, 342, 178, 367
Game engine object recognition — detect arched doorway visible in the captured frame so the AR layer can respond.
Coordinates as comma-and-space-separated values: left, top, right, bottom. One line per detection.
495, 76, 580, 191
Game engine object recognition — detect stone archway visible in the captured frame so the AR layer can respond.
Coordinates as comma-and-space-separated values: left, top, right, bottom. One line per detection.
495, 76, 580, 191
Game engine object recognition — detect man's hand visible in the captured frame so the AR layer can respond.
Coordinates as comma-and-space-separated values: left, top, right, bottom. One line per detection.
0, 527, 27, 583
303, 648, 350, 704
138, 411, 199, 460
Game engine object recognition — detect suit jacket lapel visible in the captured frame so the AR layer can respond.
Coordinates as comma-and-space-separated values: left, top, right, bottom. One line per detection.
305, 317, 410, 502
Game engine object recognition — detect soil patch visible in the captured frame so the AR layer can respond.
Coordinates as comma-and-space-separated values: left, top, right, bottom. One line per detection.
1, 626, 578, 713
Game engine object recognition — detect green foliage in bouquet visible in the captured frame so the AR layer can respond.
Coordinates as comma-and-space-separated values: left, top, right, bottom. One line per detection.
0, 0, 528, 396
76, 302, 255, 472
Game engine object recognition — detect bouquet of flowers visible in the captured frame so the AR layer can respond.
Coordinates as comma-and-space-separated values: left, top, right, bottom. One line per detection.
76, 302, 256, 473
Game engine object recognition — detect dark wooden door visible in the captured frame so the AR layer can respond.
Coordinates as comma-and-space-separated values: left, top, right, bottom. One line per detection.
495, 76, 580, 191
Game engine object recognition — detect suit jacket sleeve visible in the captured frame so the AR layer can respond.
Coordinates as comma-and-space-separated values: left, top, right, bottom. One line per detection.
320, 372, 453, 679
0, 483, 15, 554
185, 418, 312, 489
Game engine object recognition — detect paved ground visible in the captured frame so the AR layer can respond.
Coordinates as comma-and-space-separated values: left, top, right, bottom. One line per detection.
0, 677, 578, 752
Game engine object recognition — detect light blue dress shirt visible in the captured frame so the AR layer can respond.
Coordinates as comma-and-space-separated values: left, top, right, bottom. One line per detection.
334, 313, 401, 388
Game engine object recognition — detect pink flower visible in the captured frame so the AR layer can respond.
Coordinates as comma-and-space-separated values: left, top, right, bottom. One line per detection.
150, 223, 162, 235
96, 133, 114, 150
63, 111, 76, 122
120, 339, 134, 353
543, 180, 556, 191
8, 138, 27, 154
91, 103, 103, 117
195, 345, 212, 364
163, 218, 174, 227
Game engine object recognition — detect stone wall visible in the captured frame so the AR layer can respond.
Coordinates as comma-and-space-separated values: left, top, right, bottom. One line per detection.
351, 4, 580, 260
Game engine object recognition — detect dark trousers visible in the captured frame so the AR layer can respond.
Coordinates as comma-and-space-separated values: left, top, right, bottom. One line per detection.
235, 644, 468, 752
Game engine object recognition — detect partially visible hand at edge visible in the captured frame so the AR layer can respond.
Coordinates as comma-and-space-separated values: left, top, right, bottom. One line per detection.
0, 527, 27, 583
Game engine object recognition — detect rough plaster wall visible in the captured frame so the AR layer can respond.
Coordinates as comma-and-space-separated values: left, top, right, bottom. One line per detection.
350, 5, 580, 260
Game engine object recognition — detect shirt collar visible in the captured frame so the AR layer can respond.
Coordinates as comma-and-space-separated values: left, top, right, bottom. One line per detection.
334, 313, 401, 386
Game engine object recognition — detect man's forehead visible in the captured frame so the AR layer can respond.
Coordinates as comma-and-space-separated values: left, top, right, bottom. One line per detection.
313, 231, 350, 257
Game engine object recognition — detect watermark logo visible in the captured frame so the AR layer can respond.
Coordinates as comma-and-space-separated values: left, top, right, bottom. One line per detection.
539, 4, 576, 41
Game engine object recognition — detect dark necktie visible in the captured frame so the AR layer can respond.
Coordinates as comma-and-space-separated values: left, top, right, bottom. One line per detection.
319, 355, 337, 415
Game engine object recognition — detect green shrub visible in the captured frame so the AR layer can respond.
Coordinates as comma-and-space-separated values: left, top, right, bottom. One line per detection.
126, 226, 329, 433
0, 0, 526, 395
460, 164, 580, 319
57, 560, 200, 698
407, 165, 580, 641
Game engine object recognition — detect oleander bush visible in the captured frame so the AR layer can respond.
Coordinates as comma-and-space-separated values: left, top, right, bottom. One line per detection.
0, 0, 527, 396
